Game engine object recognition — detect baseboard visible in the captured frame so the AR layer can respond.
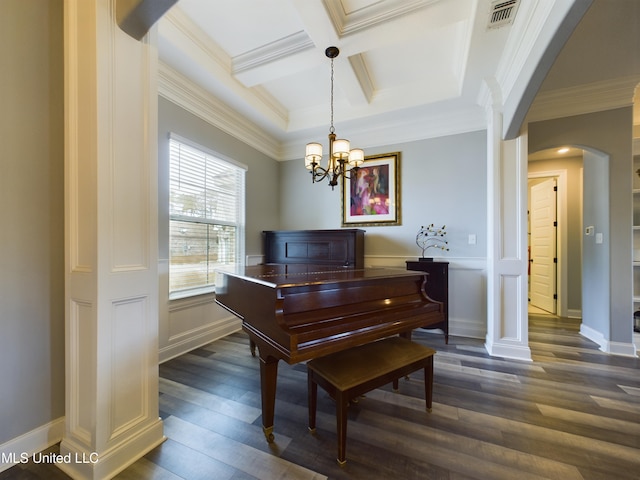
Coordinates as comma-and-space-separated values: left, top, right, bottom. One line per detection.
484, 338, 532, 361
159, 316, 241, 363
606, 340, 638, 357
579, 323, 606, 349
450, 316, 486, 339
578, 324, 637, 356
0, 418, 64, 473
567, 309, 582, 319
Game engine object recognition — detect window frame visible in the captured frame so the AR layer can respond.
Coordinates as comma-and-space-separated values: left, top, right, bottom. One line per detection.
168, 133, 247, 300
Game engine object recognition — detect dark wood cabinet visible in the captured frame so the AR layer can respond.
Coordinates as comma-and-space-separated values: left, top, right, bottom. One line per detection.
406, 260, 449, 343
263, 229, 364, 268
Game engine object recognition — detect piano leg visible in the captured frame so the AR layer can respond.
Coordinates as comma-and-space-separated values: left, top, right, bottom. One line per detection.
257, 352, 279, 443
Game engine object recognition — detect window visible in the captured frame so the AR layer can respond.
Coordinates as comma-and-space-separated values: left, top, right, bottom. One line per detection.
169, 135, 246, 297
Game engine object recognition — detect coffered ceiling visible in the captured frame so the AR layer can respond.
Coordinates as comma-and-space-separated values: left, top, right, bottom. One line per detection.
157, 0, 639, 161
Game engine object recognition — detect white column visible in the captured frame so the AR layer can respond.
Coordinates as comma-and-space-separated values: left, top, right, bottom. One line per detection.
60, 1, 164, 478
485, 99, 532, 361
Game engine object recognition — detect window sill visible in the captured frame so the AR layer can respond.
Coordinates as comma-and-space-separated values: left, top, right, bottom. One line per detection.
168, 287, 216, 312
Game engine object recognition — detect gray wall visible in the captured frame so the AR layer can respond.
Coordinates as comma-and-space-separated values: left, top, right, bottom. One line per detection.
279, 131, 488, 260
529, 107, 633, 343
278, 130, 489, 339
0, 1, 65, 444
157, 97, 281, 360
158, 97, 280, 258
582, 150, 610, 334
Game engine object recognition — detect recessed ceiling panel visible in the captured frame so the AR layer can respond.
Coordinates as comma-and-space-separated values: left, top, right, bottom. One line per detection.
261, 64, 336, 113
362, 21, 467, 101
177, 0, 305, 58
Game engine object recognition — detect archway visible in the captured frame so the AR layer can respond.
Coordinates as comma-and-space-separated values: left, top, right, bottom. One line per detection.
526, 145, 612, 350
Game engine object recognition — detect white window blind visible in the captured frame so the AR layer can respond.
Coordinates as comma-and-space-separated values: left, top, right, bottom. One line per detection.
169, 135, 246, 296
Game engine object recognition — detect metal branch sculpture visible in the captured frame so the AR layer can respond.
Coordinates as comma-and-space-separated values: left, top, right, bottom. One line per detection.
416, 224, 449, 258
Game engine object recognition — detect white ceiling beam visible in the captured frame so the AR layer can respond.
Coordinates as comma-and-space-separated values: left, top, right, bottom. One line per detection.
232, 31, 317, 87
290, 0, 340, 50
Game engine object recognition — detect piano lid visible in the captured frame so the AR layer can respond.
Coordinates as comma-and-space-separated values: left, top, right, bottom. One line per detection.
215, 264, 426, 289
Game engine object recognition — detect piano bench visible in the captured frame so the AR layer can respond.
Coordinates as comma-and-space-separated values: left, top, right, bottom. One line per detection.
306, 336, 436, 465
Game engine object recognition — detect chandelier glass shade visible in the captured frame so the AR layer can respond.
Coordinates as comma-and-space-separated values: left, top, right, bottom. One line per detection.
305, 47, 364, 189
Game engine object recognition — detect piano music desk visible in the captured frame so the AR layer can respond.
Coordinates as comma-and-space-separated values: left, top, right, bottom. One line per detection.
307, 336, 435, 465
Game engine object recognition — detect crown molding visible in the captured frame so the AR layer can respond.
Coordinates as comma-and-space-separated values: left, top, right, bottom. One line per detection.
158, 62, 281, 160
160, 58, 487, 162
281, 104, 486, 161
163, 8, 230, 71
160, 7, 289, 130
324, 0, 441, 36
527, 75, 640, 124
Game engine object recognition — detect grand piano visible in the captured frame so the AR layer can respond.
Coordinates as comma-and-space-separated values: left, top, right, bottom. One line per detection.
215, 262, 444, 442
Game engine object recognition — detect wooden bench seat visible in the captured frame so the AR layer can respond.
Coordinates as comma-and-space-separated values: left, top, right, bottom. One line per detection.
307, 336, 436, 465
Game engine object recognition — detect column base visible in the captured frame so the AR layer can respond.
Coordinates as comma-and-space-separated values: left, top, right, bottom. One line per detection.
57, 418, 164, 480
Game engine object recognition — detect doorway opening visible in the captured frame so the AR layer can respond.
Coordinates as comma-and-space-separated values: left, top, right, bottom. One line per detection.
527, 147, 584, 320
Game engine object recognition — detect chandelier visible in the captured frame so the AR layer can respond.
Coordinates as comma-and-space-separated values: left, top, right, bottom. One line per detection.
304, 46, 364, 190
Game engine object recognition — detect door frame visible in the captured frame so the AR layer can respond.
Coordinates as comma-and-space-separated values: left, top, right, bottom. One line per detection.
528, 169, 568, 317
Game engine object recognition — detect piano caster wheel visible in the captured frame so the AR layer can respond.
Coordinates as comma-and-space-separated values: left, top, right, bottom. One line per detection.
308, 427, 316, 434
262, 426, 275, 443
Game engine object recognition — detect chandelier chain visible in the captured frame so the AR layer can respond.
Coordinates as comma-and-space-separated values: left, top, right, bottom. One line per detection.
330, 57, 335, 134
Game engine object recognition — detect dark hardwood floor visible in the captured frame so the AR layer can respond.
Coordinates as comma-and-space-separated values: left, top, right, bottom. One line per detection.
3, 313, 639, 479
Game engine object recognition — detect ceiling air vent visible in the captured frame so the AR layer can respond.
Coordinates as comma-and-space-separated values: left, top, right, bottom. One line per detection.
487, 0, 520, 29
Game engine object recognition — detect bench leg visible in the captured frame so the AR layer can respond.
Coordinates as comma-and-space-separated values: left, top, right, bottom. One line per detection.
308, 373, 317, 433
424, 357, 433, 413
336, 391, 349, 465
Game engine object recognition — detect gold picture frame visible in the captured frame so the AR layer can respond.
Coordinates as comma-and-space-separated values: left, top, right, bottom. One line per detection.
341, 152, 401, 227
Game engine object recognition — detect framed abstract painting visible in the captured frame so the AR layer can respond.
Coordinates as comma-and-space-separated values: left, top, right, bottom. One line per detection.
341, 152, 401, 226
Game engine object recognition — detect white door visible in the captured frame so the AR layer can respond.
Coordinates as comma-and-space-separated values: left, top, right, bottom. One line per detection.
530, 178, 557, 313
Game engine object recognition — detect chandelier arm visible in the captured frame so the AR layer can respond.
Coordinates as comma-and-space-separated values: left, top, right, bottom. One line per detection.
338, 165, 360, 181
